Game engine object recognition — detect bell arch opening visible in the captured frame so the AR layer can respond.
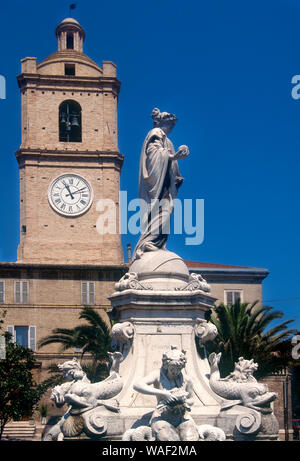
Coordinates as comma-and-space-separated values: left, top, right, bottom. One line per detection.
59, 100, 82, 142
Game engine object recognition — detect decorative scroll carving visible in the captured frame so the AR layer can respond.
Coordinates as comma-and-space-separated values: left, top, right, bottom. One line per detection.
175, 273, 211, 293
115, 272, 153, 292
235, 409, 261, 435
112, 321, 134, 344
111, 321, 134, 352
83, 408, 108, 438
194, 318, 218, 344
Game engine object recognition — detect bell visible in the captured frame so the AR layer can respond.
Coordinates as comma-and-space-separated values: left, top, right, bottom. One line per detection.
60, 113, 67, 124
71, 116, 79, 127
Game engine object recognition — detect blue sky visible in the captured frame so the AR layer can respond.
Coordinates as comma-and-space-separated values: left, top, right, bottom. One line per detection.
0, 0, 299, 329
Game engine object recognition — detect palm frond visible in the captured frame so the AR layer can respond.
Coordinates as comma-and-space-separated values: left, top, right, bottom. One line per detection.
207, 300, 295, 378
38, 307, 112, 364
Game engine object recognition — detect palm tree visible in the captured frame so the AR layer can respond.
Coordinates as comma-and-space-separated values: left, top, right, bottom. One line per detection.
205, 300, 296, 379
38, 306, 112, 382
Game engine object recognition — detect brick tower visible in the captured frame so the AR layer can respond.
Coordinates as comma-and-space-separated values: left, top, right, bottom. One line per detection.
16, 17, 124, 265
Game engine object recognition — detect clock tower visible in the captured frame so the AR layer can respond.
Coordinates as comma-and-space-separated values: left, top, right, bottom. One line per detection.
16, 17, 124, 265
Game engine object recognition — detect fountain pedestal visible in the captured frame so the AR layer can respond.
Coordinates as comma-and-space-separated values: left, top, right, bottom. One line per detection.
43, 250, 280, 441
108, 251, 220, 435
107, 250, 279, 440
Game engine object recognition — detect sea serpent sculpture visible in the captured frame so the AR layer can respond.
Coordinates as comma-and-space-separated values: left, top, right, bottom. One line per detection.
43, 352, 123, 441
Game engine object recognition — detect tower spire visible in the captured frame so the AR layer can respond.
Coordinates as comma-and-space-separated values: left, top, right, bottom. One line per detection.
69, 3, 76, 17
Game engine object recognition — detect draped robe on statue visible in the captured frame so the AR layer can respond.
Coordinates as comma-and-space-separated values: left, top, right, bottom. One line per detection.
132, 127, 183, 260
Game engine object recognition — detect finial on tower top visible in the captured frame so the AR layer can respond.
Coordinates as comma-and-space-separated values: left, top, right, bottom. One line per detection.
69, 3, 76, 17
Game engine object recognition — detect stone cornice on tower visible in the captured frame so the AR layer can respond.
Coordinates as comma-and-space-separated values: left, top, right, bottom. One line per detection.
18, 62, 120, 97
15, 148, 124, 170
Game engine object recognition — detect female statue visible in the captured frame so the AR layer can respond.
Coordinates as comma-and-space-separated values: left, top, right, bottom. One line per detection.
132, 108, 189, 261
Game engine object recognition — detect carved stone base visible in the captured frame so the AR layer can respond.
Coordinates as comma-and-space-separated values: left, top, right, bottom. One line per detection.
233, 412, 279, 441
109, 287, 219, 412
213, 405, 279, 441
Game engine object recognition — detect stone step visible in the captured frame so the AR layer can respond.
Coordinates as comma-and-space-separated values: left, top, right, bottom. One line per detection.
2, 421, 36, 440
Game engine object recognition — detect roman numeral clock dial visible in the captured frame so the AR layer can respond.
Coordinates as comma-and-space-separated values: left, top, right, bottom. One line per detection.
48, 174, 93, 217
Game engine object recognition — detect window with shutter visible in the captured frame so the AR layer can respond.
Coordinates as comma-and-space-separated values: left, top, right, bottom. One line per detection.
225, 290, 243, 305
29, 326, 36, 352
15, 281, 21, 303
6, 326, 15, 343
225, 291, 233, 305
81, 281, 88, 305
22, 281, 29, 304
14, 281, 29, 303
89, 282, 95, 305
81, 281, 95, 305
0, 335, 6, 359
6, 326, 36, 351
0, 281, 4, 303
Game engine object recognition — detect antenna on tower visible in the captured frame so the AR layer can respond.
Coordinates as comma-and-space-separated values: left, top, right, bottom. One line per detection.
69, 3, 76, 17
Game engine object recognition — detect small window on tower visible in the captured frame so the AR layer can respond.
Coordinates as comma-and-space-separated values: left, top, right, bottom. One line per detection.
66, 33, 74, 49
65, 64, 75, 76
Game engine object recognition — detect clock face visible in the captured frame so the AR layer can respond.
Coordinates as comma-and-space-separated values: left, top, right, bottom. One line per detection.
48, 174, 93, 217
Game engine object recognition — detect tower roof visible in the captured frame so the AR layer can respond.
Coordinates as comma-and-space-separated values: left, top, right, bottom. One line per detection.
60, 17, 80, 25
55, 17, 86, 41
37, 49, 102, 75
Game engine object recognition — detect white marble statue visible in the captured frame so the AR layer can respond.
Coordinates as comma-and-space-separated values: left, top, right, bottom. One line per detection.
133, 346, 198, 440
132, 108, 189, 261
130, 346, 225, 441
43, 352, 123, 441
208, 352, 277, 412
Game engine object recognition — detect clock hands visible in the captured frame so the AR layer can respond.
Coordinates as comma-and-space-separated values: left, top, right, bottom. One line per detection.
65, 187, 87, 198
62, 180, 75, 200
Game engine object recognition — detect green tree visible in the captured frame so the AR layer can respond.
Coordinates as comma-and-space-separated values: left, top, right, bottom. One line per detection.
0, 333, 47, 439
205, 300, 296, 379
38, 306, 112, 382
